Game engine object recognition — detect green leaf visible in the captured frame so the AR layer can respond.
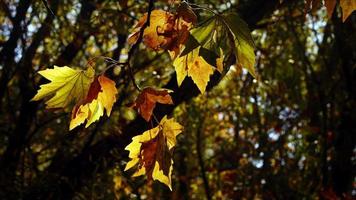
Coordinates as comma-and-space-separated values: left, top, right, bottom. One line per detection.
223, 13, 256, 77
180, 34, 200, 57
191, 17, 216, 44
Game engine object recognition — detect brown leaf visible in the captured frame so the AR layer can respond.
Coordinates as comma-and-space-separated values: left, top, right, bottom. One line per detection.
131, 87, 173, 121
70, 75, 118, 130
177, 2, 197, 25
324, 0, 336, 19
128, 9, 192, 55
124, 116, 183, 190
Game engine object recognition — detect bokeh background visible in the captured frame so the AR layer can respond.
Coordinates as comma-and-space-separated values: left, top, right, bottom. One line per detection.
0, 0, 355, 199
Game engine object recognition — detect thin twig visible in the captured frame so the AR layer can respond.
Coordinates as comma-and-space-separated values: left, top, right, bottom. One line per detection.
41, 0, 56, 17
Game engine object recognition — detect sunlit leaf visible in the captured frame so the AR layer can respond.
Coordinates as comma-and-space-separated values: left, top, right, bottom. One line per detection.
124, 116, 183, 190
223, 13, 256, 78
70, 75, 118, 130
173, 47, 214, 93
31, 66, 95, 109
130, 87, 173, 121
340, 0, 356, 22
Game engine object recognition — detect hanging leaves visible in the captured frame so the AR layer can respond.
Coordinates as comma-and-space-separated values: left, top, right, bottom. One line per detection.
128, 9, 192, 56
130, 87, 173, 122
173, 47, 215, 93
32, 66, 118, 130
223, 13, 256, 78
70, 75, 118, 130
31, 66, 95, 109
172, 12, 256, 93
128, 10, 176, 50
124, 116, 183, 190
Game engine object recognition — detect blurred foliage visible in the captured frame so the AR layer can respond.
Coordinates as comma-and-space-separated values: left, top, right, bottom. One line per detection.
0, 0, 355, 199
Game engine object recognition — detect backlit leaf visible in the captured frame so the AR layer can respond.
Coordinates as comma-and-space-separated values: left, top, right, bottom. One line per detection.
31, 66, 95, 109
130, 87, 173, 121
128, 9, 192, 57
340, 0, 356, 22
223, 13, 256, 77
173, 47, 214, 93
70, 75, 118, 130
124, 116, 183, 190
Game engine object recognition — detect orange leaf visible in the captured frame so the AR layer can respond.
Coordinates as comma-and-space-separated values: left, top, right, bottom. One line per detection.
70, 75, 118, 130
324, 0, 336, 19
128, 9, 193, 56
340, 0, 356, 22
124, 116, 183, 190
131, 87, 173, 121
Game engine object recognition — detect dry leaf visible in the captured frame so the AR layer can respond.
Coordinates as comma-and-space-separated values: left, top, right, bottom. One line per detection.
70, 75, 118, 130
130, 87, 173, 121
124, 116, 183, 190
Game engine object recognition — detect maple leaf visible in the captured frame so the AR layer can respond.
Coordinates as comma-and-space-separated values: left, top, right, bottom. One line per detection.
70, 75, 118, 130
31, 65, 95, 109
128, 9, 192, 57
177, 2, 197, 25
223, 13, 256, 78
128, 10, 176, 50
130, 87, 173, 122
173, 47, 214, 93
124, 116, 183, 190
340, 0, 356, 22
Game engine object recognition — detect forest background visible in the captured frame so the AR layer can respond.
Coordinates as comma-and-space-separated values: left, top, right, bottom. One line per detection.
0, 0, 355, 199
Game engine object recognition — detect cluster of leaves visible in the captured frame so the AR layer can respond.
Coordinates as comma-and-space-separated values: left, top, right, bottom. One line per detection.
31, 1, 256, 190
31, 66, 118, 130
29, 0, 356, 191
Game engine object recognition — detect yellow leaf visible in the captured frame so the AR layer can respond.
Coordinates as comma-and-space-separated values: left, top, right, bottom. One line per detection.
70, 75, 118, 130
160, 116, 183, 150
124, 116, 183, 190
340, 0, 356, 22
32, 66, 95, 109
128, 9, 192, 56
173, 47, 214, 93
128, 10, 175, 50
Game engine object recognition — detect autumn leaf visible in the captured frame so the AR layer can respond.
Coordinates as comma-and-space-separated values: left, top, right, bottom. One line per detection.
177, 2, 197, 25
324, 0, 336, 19
185, 14, 254, 77
173, 47, 215, 93
124, 116, 183, 190
340, 0, 356, 22
128, 9, 192, 58
70, 75, 118, 130
130, 87, 173, 122
128, 10, 176, 50
31, 65, 95, 109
